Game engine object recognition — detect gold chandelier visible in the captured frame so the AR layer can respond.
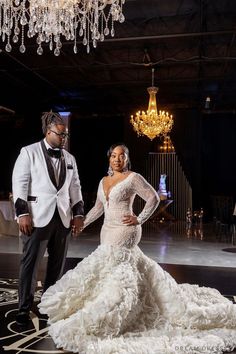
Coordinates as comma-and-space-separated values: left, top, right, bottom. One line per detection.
130, 68, 174, 140
159, 135, 175, 153
0, 0, 125, 56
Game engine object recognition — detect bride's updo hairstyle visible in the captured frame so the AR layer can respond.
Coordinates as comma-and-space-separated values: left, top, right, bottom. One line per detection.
41, 111, 65, 135
107, 143, 131, 176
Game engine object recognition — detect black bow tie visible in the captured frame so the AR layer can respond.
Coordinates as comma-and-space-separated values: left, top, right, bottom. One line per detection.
47, 148, 61, 158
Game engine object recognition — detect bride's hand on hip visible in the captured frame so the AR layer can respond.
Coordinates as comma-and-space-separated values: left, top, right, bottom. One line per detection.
122, 214, 139, 225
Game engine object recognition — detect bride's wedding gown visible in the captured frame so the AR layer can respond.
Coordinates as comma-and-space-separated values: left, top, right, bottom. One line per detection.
39, 173, 236, 354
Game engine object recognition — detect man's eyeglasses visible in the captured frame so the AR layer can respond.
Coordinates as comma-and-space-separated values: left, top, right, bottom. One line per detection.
50, 130, 70, 139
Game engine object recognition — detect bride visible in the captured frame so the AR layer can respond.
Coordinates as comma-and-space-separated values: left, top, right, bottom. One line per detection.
39, 143, 236, 354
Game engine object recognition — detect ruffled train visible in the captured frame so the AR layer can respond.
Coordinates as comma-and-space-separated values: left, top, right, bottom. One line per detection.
38, 245, 236, 354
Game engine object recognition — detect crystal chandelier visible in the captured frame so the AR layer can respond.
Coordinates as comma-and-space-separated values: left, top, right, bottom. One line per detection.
0, 0, 125, 56
130, 68, 174, 140
159, 135, 175, 153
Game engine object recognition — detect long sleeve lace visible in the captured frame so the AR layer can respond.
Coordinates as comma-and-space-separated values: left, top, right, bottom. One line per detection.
132, 173, 160, 225
83, 186, 104, 229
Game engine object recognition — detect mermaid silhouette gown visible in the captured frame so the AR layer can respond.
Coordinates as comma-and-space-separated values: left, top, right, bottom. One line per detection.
39, 173, 236, 354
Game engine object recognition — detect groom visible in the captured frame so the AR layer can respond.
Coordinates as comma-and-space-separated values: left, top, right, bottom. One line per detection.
12, 111, 84, 326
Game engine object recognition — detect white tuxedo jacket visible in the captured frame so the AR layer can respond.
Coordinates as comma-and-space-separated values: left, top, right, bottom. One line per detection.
12, 140, 83, 228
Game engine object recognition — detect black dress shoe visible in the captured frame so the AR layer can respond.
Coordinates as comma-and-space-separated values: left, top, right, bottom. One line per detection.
32, 309, 48, 321
38, 313, 48, 320
16, 312, 30, 326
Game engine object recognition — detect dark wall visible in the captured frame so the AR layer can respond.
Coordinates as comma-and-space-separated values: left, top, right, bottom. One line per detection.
0, 112, 42, 198
201, 112, 236, 208
171, 109, 236, 214
70, 115, 124, 200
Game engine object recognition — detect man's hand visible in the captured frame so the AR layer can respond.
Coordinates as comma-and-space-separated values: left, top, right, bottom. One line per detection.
18, 215, 33, 236
72, 217, 84, 236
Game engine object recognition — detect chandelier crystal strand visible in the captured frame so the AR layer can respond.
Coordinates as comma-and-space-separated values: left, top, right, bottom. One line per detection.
130, 68, 174, 140
0, 0, 125, 55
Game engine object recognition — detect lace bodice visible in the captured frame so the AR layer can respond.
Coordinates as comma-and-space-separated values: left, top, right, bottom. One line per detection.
84, 172, 159, 230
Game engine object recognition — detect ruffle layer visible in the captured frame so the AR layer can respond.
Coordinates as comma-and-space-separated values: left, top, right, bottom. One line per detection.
38, 245, 236, 354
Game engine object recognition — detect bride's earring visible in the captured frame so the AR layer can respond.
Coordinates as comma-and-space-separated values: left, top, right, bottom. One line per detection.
107, 166, 114, 176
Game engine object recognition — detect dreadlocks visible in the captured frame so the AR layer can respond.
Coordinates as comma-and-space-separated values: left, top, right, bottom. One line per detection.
41, 111, 65, 135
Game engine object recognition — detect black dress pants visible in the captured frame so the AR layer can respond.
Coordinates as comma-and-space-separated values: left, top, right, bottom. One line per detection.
18, 209, 70, 313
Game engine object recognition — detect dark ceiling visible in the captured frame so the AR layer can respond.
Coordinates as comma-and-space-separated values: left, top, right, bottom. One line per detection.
0, 0, 236, 118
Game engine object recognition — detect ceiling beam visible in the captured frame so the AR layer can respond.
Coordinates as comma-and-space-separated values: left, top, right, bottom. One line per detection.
75, 30, 236, 44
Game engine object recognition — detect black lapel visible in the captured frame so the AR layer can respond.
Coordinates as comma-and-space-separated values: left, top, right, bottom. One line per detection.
40, 140, 58, 189
58, 153, 66, 190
